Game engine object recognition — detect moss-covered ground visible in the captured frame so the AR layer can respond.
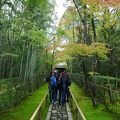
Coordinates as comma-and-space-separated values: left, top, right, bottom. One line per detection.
70, 83, 120, 120
0, 83, 48, 120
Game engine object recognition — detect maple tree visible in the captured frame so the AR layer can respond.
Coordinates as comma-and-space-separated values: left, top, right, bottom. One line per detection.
56, 0, 120, 77
55, 42, 109, 62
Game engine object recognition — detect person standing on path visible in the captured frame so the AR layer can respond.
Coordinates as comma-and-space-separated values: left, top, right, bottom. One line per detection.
61, 71, 67, 106
50, 72, 57, 104
45, 72, 57, 104
57, 72, 62, 105
54, 71, 60, 100
66, 71, 71, 102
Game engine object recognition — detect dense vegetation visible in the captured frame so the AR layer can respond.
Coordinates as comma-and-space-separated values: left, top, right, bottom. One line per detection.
0, 84, 48, 120
71, 83, 120, 120
0, 0, 53, 79
53, 0, 120, 115
0, 0, 120, 118
0, 0, 53, 114
56, 0, 120, 77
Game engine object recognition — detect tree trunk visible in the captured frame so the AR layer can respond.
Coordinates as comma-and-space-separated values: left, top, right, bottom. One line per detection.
83, 5, 88, 44
82, 61, 88, 89
91, 16, 97, 42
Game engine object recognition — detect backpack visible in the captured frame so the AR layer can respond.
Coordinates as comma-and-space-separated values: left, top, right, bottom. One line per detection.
50, 76, 57, 87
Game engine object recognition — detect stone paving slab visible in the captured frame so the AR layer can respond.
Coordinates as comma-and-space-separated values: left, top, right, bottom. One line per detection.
66, 103, 73, 120
46, 102, 73, 120
50, 102, 68, 120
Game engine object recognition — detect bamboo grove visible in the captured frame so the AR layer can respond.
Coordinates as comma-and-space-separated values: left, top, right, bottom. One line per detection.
0, 0, 53, 113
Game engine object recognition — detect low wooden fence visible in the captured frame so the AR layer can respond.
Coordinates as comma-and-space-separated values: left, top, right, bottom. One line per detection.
30, 91, 49, 120
71, 73, 120, 114
69, 90, 86, 120
88, 81, 120, 114
0, 77, 44, 114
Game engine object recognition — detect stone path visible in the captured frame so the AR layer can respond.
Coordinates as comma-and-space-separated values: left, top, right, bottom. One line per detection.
46, 102, 73, 120
50, 102, 68, 120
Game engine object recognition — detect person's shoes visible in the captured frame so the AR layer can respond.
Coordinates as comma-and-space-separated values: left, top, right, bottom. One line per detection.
62, 103, 64, 107
59, 102, 61, 105
66, 100, 68, 102
53, 101, 56, 105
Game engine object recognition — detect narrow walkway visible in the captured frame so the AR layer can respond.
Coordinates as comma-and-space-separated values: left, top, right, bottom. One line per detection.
46, 102, 73, 120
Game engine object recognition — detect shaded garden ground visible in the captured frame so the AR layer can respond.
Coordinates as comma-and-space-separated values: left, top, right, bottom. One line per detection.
0, 84, 48, 120
1, 82, 120, 120
71, 83, 120, 120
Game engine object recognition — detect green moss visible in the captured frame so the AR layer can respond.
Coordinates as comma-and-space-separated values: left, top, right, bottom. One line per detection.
70, 83, 120, 120
0, 83, 48, 120
94, 75, 120, 81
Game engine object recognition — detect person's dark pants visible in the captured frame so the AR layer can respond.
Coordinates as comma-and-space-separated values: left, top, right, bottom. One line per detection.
49, 86, 57, 104
52, 87, 57, 104
58, 88, 62, 105
62, 86, 66, 106
49, 87, 52, 103
66, 87, 70, 102
56, 87, 58, 100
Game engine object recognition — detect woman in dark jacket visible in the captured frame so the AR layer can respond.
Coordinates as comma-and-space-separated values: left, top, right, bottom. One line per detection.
61, 72, 67, 106
57, 72, 62, 105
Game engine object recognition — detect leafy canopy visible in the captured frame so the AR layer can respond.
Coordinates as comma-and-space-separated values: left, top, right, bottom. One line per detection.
56, 42, 109, 62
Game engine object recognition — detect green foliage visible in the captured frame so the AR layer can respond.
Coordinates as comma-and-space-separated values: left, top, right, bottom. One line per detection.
0, 84, 48, 120
0, 0, 53, 78
28, 29, 47, 47
0, 53, 19, 57
88, 71, 99, 76
57, 42, 109, 62
58, 1, 120, 77
71, 83, 120, 120
0, 0, 54, 114
93, 75, 120, 81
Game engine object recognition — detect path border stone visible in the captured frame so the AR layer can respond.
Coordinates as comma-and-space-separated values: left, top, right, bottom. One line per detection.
66, 103, 73, 120
46, 104, 52, 120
